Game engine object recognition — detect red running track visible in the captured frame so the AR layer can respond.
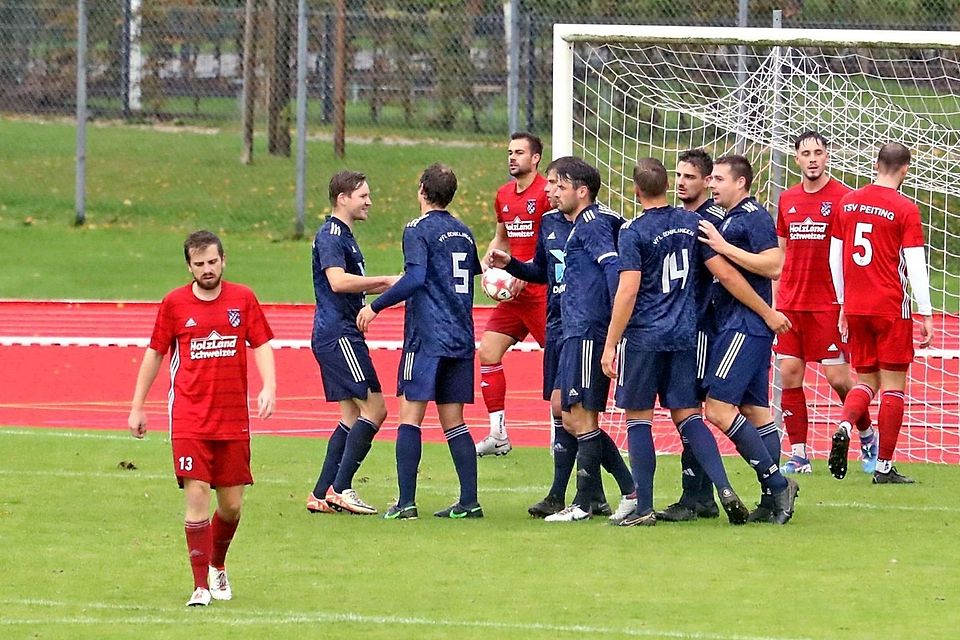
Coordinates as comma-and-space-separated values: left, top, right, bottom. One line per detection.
1, 301, 957, 461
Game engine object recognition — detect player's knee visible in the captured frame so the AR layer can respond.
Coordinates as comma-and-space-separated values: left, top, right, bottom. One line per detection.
777, 358, 805, 386
703, 401, 733, 430
477, 342, 503, 365
825, 370, 853, 396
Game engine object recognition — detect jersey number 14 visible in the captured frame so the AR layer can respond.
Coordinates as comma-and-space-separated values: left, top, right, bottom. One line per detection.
661, 249, 690, 293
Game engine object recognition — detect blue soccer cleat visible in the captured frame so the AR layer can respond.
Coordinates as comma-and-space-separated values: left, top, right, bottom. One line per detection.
860, 434, 879, 474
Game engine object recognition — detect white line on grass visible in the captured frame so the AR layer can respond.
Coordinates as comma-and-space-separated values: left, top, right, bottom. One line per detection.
0, 598, 812, 640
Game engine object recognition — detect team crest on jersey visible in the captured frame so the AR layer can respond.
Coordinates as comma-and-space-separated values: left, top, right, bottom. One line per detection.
526, 199, 537, 215
227, 308, 241, 328
821, 202, 832, 216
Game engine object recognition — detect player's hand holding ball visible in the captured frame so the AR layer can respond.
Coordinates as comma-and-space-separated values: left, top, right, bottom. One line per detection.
482, 268, 517, 302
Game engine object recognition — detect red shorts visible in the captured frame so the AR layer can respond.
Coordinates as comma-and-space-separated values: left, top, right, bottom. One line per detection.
845, 315, 914, 373
484, 290, 546, 346
774, 309, 847, 364
171, 438, 253, 489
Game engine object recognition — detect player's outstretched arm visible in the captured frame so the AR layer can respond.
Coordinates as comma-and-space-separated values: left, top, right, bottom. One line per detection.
601, 270, 640, 379
357, 265, 427, 332
253, 342, 277, 420
705, 255, 790, 334
698, 220, 783, 279
326, 267, 399, 295
128, 348, 164, 438
904, 245, 935, 349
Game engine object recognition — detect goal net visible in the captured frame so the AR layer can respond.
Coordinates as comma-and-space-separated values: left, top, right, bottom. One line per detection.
553, 25, 960, 463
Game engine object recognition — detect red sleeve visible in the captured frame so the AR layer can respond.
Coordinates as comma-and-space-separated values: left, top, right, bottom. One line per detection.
901, 203, 925, 248
776, 203, 787, 238
245, 292, 274, 348
148, 295, 175, 354
494, 187, 505, 224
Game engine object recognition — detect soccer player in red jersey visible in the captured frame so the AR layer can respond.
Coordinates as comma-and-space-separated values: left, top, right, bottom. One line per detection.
127, 230, 276, 607
775, 131, 877, 475
476, 132, 550, 456
828, 142, 934, 484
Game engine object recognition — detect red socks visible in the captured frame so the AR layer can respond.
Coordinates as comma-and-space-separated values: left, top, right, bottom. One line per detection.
184, 519, 211, 589
479, 363, 506, 413
878, 391, 905, 460
210, 511, 240, 570
840, 384, 875, 428
780, 387, 808, 446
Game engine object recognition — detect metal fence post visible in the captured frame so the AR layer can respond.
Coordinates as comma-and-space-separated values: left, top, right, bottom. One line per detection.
504, 0, 520, 135
295, 0, 308, 238
75, 0, 87, 226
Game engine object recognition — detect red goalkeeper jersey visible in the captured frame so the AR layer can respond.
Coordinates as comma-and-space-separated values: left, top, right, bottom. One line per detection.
495, 173, 549, 302
149, 281, 274, 440
833, 184, 926, 319
776, 178, 851, 311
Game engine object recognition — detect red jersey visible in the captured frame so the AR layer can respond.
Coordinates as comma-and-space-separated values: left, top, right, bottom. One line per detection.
495, 173, 550, 302
776, 178, 851, 311
149, 281, 274, 440
495, 173, 550, 262
833, 184, 925, 319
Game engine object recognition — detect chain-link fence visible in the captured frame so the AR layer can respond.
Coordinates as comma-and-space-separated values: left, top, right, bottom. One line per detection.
3, 0, 960, 233
4, 1, 960, 136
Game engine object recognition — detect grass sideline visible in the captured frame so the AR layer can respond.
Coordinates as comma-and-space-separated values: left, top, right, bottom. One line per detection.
2, 425, 959, 639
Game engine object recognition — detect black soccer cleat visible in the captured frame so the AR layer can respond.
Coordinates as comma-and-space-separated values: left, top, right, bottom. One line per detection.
872, 467, 916, 485
746, 494, 775, 524
434, 502, 484, 519
383, 503, 418, 520
696, 500, 720, 519
655, 502, 698, 522
590, 500, 613, 517
719, 488, 749, 525
528, 495, 565, 518
770, 477, 800, 525
828, 427, 851, 479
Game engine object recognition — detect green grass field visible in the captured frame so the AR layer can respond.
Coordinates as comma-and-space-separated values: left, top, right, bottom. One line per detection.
1, 426, 959, 639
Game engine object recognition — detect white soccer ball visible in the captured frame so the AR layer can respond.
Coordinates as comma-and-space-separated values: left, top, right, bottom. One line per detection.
482, 267, 515, 302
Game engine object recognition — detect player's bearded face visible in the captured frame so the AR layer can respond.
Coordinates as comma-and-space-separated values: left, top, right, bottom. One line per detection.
188, 245, 225, 291
675, 162, 707, 204
507, 141, 536, 177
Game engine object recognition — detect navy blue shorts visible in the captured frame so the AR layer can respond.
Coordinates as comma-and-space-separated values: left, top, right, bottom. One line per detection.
616, 347, 699, 411
313, 337, 382, 402
705, 330, 773, 407
397, 351, 475, 404
696, 329, 711, 402
558, 337, 610, 412
542, 337, 562, 401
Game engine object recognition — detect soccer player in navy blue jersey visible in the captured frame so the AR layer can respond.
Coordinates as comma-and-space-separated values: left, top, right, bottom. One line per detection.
522, 157, 632, 523
487, 157, 636, 520
306, 171, 399, 516
357, 164, 484, 520
698, 155, 800, 524
601, 157, 794, 526
657, 149, 727, 522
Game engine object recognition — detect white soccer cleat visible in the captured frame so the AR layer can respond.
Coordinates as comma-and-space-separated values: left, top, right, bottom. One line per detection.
608, 493, 638, 522
475, 435, 512, 457
325, 487, 378, 515
544, 505, 591, 522
186, 587, 212, 607
208, 566, 232, 601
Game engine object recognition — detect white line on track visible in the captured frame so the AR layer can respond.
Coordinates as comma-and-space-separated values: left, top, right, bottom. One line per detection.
0, 598, 812, 640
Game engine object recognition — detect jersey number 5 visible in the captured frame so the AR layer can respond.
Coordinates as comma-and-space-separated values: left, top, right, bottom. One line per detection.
452, 252, 470, 293
661, 249, 690, 293
852, 222, 873, 266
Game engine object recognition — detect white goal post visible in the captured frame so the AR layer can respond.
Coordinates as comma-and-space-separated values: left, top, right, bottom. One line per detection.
553, 25, 960, 463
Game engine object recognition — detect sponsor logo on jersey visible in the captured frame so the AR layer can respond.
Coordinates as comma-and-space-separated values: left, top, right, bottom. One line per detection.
505, 216, 534, 238
502, 205, 509, 213
227, 308, 241, 328
547, 231, 556, 240
787, 206, 797, 214
527, 199, 537, 215
185, 317, 197, 328
190, 330, 238, 360
821, 201, 832, 216
549, 249, 566, 284
788, 217, 828, 241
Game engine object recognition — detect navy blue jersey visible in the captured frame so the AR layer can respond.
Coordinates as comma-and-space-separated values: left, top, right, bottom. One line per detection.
311, 216, 366, 351
401, 210, 482, 358
505, 210, 573, 338
710, 197, 779, 337
561, 203, 623, 340
694, 199, 726, 331
618, 205, 715, 351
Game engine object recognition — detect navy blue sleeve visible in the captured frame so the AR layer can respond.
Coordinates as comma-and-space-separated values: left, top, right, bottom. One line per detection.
618, 224, 643, 272
314, 229, 346, 270
602, 257, 621, 301
750, 213, 779, 253
696, 214, 718, 263
505, 256, 548, 284
403, 224, 429, 269
371, 265, 426, 313
582, 217, 619, 264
